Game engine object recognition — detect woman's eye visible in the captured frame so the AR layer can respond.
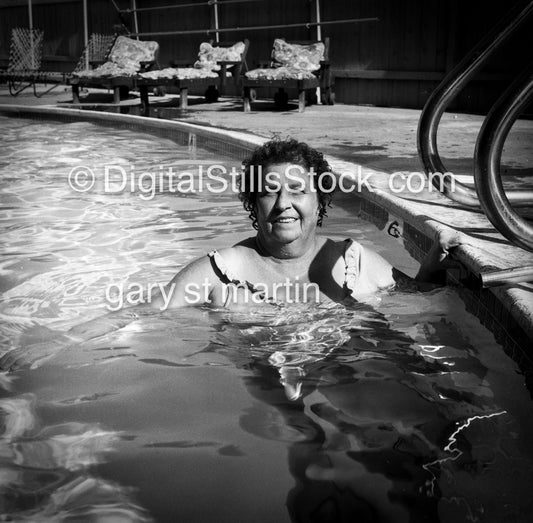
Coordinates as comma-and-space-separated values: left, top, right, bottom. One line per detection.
258, 184, 308, 197
288, 186, 306, 194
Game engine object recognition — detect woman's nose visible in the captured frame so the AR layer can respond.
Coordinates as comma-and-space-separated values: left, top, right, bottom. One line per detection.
274, 188, 292, 210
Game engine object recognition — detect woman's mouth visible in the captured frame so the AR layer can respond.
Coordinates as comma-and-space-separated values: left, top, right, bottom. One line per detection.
273, 217, 298, 224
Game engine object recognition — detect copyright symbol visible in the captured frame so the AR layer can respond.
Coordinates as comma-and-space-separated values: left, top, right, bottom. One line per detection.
68, 166, 95, 192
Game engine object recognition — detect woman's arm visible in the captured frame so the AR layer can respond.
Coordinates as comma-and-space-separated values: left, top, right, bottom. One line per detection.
355, 229, 464, 294
1, 255, 221, 371
415, 229, 463, 284
63, 255, 218, 343
389, 229, 463, 291
150, 254, 222, 309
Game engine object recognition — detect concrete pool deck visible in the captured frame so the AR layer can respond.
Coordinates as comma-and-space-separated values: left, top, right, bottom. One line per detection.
1, 85, 532, 357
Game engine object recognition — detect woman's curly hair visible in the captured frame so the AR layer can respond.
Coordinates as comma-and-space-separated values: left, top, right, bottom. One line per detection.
239, 138, 333, 229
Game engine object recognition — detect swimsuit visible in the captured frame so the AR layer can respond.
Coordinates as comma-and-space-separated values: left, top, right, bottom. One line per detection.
207, 239, 363, 307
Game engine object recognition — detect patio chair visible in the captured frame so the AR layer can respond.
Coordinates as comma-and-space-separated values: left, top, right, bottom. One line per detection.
0, 30, 116, 98
31, 33, 117, 98
0, 28, 44, 96
70, 35, 159, 105
136, 39, 249, 114
72, 33, 117, 75
242, 37, 334, 113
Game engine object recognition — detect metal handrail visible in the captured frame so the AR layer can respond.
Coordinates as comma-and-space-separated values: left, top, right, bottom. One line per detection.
417, 0, 533, 208
474, 60, 533, 252
480, 265, 533, 287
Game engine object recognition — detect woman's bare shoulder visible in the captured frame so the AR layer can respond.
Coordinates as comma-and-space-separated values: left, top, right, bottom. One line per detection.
338, 238, 396, 295
217, 237, 258, 264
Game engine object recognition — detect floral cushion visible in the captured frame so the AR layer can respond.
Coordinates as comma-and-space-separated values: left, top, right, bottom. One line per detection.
194, 41, 246, 72
139, 67, 219, 80
272, 39, 324, 72
137, 41, 245, 81
245, 67, 317, 81
75, 61, 134, 78
108, 36, 159, 68
75, 36, 159, 78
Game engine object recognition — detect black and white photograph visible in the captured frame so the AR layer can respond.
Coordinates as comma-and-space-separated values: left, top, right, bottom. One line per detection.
1, 0, 532, 521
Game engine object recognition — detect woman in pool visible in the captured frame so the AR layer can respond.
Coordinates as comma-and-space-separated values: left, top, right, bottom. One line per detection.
153, 138, 460, 309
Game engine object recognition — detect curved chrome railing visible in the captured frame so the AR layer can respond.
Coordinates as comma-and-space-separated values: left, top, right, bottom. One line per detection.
417, 0, 533, 279
417, 0, 533, 208
474, 61, 533, 252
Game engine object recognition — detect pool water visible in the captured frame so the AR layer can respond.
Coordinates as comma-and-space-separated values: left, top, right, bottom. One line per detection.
1, 116, 533, 522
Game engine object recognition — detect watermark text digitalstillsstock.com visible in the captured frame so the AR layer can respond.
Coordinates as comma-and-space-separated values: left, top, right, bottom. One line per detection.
68, 163, 457, 199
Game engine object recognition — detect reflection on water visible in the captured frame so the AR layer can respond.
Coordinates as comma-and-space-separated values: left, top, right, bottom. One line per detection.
1, 117, 533, 522
212, 298, 533, 522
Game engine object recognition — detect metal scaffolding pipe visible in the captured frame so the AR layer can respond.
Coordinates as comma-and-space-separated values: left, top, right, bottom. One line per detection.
213, 0, 220, 42
83, 0, 89, 69
315, 0, 322, 102
417, 0, 533, 208
474, 60, 533, 252
132, 0, 140, 39
132, 17, 378, 37
121, 0, 266, 14
28, 0, 35, 69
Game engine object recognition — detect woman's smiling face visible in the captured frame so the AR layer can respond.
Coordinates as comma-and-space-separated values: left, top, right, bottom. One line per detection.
255, 162, 320, 247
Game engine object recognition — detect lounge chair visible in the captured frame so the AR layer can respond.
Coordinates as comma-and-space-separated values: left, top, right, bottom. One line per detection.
72, 33, 117, 75
242, 38, 334, 112
136, 39, 249, 114
0, 28, 44, 96
34, 33, 116, 98
70, 35, 159, 105
0, 30, 116, 98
